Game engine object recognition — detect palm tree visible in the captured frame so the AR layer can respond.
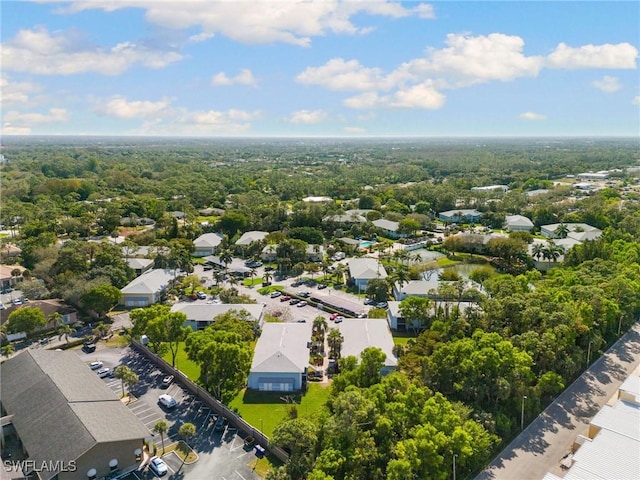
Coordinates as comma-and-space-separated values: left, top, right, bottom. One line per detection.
1, 324, 8, 342
1, 344, 14, 358
554, 223, 570, 239
93, 323, 110, 342
57, 324, 74, 344
153, 420, 169, 455
10, 268, 22, 286
327, 328, 344, 360
177, 422, 196, 471
114, 365, 138, 399
543, 241, 563, 263
312, 316, 328, 337
248, 268, 257, 287
262, 270, 273, 285
49, 311, 63, 328
532, 242, 544, 262
219, 249, 233, 274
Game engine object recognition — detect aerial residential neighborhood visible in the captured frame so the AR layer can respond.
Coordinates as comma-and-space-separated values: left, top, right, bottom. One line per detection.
2, 1, 640, 479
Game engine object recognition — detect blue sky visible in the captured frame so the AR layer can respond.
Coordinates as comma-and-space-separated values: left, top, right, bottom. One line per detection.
1, 1, 639, 137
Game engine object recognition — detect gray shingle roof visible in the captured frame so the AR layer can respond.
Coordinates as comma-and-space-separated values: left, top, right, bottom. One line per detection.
250, 323, 312, 374
0, 350, 150, 480
235, 231, 269, 246
194, 232, 224, 248
373, 218, 400, 232
121, 268, 175, 295
348, 258, 388, 279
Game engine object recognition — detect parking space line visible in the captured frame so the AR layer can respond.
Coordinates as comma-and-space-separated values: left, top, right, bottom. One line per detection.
235, 471, 248, 480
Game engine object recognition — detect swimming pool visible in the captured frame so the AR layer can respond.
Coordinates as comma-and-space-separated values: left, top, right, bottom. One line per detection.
359, 240, 375, 248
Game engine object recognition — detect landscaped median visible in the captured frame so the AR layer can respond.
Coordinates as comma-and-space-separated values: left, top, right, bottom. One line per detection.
163, 441, 198, 464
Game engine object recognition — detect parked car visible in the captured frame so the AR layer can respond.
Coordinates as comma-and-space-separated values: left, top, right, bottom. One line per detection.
97, 367, 111, 378
214, 415, 228, 432
296, 301, 308, 308
196, 291, 207, 300
317, 284, 327, 289
82, 343, 96, 353
364, 298, 375, 305
291, 281, 303, 287
158, 394, 177, 409
296, 319, 306, 323
148, 456, 168, 477
289, 298, 300, 305
280, 295, 291, 302
270, 291, 282, 298
161, 375, 174, 388
298, 291, 310, 298
334, 316, 344, 323
376, 301, 388, 308
329, 313, 340, 321
203, 265, 213, 271
12, 298, 22, 306
89, 361, 103, 370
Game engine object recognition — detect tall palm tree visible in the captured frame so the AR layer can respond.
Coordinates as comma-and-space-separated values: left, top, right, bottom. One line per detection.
531, 242, 544, 262
177, 423, 196, 471
49, 311, 63, 329
153, 420, 169, 454
114, 365, 138, 399
219, 249, 233, 274
262, 270, 273, 285
249, 268, 257, 287
57, 324, 74, 344
312, 316, 328, 337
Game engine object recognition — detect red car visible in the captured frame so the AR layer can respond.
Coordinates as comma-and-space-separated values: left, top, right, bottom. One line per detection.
280, 295, 292, 302
329, 313, 340, 321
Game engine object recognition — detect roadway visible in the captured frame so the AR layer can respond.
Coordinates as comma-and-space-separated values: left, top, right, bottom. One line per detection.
475, 321, 640, 480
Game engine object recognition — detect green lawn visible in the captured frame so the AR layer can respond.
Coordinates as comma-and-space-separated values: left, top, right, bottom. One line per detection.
229, 383, 331, 438
392, 332, 417, 346
161, 342, 200, 381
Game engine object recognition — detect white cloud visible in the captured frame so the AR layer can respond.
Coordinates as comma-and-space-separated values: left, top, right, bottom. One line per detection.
413, 3, 436, 19
211, 69, 257, 86
57, 1, 435, 46
344, 92, 382, 109
343, 126, 367, 134
399, 33, 544, 86
3, 107, 69, 133
633, 96, 640, 106
519, 112, 547, 121
591, 76, 622, 93
388, 81, 446, 109
2, 26, 183, 75
0, 76, 42, 105
288, 109, 328, 124
344, 83, 445, 110
296, 58, 389, 91
547, 42, 638, 69
96, 96, 172, 118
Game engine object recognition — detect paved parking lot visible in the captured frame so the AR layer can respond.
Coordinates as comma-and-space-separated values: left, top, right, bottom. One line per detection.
75, 345, 261, 480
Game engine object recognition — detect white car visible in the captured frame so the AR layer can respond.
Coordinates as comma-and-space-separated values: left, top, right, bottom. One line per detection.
270, 291, 282, 298
148, 456, 168, 477
158, 394, 177, 409
89, 361, 103, 370
296, 301, 307, 308
97, 367, 111, 378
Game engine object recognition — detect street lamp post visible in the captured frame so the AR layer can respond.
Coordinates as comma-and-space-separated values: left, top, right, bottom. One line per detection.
453, 454, 458, 480
618, 315, 623, 336
587, 341, 593, 367
521, 395, 527, 431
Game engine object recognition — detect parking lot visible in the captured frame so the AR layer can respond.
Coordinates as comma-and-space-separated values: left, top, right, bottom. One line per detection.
75, 345, 261, 480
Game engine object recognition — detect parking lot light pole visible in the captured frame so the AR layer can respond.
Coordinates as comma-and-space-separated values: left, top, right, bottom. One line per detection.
521, 395, 527, 431
453, 454, 457, 480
